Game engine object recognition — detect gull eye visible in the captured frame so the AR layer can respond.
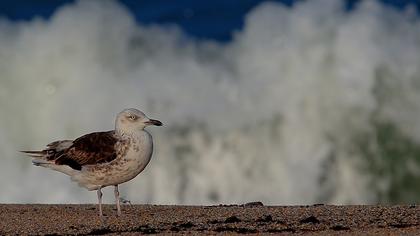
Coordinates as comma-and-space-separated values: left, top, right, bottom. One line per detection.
128, 115, 137, 120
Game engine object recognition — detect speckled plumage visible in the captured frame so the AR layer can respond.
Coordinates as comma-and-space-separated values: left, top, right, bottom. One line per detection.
73, 131, 153, 190
22, 108, 162, 218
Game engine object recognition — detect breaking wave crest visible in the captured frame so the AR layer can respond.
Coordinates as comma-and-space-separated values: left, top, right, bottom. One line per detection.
1, 0, 420, 204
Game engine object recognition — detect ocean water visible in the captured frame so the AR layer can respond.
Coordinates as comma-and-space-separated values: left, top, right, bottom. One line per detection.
0, 0, 419, 204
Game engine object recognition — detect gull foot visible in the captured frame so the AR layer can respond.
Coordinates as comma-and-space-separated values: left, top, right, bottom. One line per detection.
119, 197, 132, 206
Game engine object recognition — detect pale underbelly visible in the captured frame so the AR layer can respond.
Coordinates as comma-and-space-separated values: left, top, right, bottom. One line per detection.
74, 152, 151, 190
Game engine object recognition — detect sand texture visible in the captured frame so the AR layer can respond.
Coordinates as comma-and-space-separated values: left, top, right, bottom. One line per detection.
1, 203, 420, 235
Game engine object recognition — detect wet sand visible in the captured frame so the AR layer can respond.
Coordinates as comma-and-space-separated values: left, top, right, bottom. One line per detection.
1, 203, 420, 235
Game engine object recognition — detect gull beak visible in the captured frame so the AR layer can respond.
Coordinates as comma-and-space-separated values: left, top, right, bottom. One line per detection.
145, 119, 163, 126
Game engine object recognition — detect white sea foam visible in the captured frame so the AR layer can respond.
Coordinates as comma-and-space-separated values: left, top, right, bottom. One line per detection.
0, 0, 419, 204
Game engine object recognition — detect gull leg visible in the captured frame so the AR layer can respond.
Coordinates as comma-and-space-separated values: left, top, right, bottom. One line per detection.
97, 187, 103, 218
114, 185, 121, 216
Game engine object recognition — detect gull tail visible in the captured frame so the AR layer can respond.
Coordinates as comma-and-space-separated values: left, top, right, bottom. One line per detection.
31, 159, 52, 166
20, 149, 79, 177
20, 150, 52, 167
20, 150, 46, 158
20, 140, 73, 162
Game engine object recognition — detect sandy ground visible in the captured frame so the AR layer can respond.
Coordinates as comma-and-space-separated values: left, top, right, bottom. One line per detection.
1, 203, 420, 235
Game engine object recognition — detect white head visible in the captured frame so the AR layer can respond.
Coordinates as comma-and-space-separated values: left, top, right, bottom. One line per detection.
115, 108, 162, 134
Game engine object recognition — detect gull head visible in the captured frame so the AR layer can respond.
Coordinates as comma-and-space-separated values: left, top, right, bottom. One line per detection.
115, 108, 162, 134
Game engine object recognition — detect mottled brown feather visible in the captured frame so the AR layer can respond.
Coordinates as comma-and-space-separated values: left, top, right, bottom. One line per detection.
54, 131, 118, 170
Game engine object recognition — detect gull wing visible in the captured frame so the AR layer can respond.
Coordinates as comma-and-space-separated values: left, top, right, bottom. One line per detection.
54, 131, 118, 170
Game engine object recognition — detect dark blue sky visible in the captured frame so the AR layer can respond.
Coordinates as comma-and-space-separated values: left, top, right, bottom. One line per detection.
0, 0, 418, 41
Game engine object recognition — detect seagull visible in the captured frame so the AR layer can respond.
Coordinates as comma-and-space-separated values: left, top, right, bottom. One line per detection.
22, 108, 162, 219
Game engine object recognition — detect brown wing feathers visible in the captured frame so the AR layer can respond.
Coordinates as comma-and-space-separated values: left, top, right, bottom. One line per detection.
55, 131, 118, 169
23, 131, 118, 171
